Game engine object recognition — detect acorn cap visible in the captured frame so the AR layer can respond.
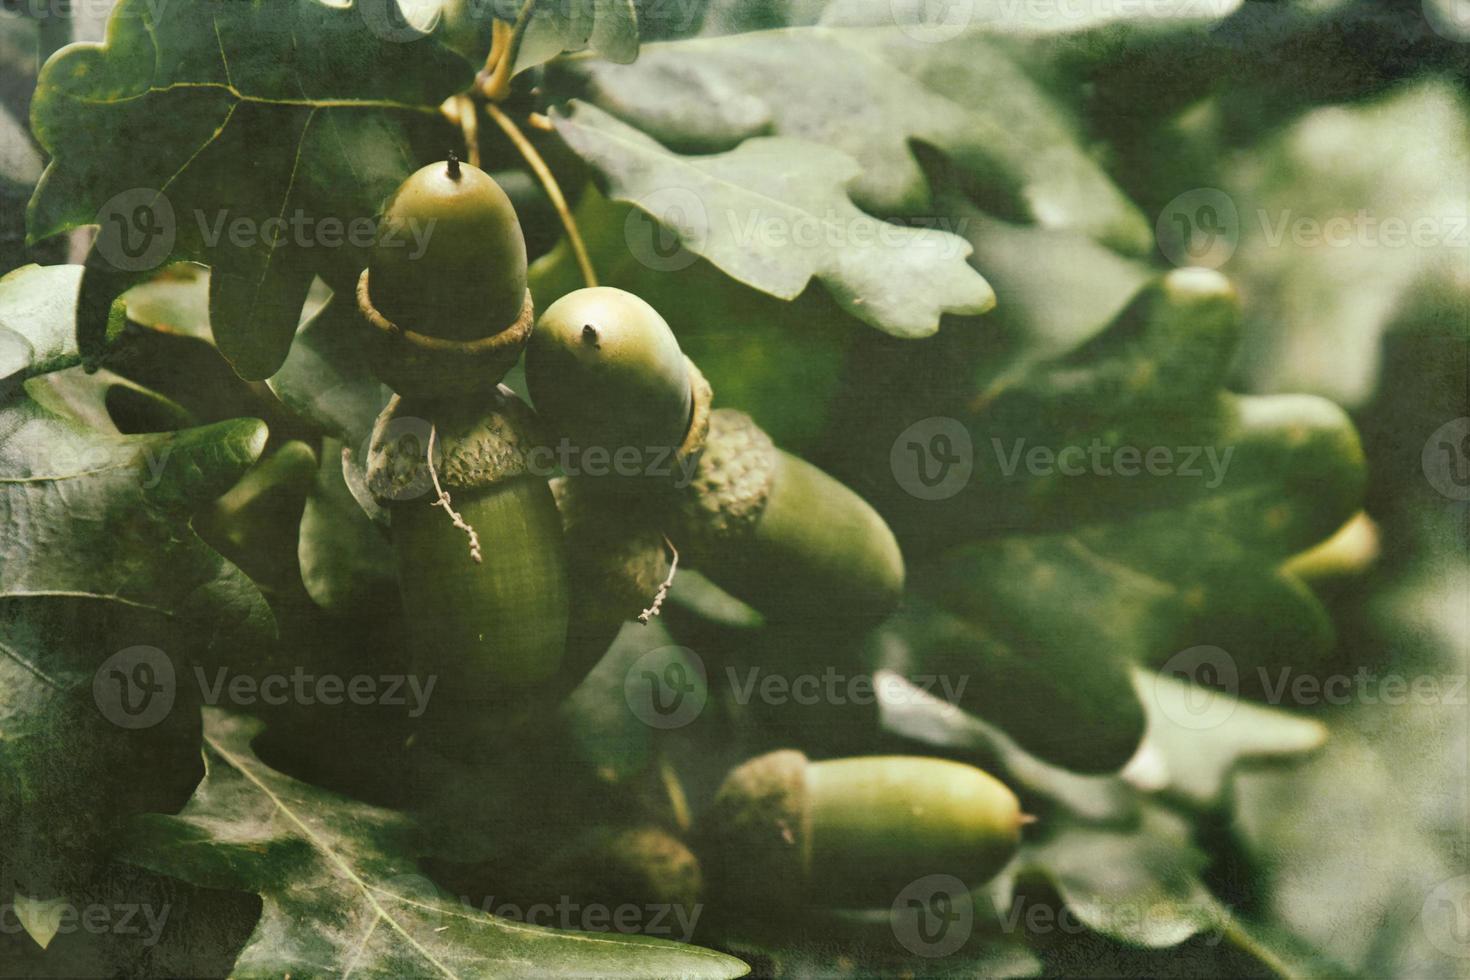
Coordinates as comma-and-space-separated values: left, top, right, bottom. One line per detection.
358, 270, 534, 401
675, 409, 777, 552
365, 386, 549, 504
699, 749, 810, 907
533, 825, 704, 912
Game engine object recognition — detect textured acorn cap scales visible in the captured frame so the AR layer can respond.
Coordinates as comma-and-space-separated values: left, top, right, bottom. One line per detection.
675, 409, 777, 552
698, 749, 811, 907
365, 385, 548, 501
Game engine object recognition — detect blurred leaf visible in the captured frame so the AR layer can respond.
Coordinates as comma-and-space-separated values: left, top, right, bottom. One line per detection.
551, 102, 995, 338
516, 0, 639, 71
116, 264, 213, 343
123, 710, 748, 977
865, 269, 1364, 772
0, 264, 82, 391
1223, 78, 1470, 405
1124, 669, 1327, 808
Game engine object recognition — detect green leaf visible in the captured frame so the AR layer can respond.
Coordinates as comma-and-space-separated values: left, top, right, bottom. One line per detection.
550, 25, 1154, 251
122, 709, 750, 978
27, 0, 474, 380
551, 101, 994, 338
1125, 669, 1326, 808
267, 289, 390, 450
0, 381, 272, 890
117, 263, 214, 343
516, 0, 640, 69
0, 264, 84, 391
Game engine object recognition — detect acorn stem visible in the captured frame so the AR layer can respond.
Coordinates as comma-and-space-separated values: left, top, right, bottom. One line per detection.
427, 423, 483, 564
485, 100, 598, 289
481, 0, 539, 102
638, 534, 680, 624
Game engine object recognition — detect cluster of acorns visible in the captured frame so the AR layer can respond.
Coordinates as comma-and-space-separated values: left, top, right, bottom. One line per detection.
358, 157, 1028, 914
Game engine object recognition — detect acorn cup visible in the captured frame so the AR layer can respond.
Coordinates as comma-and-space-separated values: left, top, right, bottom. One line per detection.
699, 751, 1026, 910
358, 156, 534, 401
365, 387, 570, 745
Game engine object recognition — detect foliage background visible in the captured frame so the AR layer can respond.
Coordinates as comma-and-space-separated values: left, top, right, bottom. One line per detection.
0, 0, 1465, 976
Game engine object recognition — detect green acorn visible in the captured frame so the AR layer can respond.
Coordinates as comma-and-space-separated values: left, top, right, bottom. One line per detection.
527, 287, 903, 626
700, 751, 1025, 910
359, 157, 533, 399
366, 388, 569, 717
676, 410, 905, 632
528, 286, 692, 452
